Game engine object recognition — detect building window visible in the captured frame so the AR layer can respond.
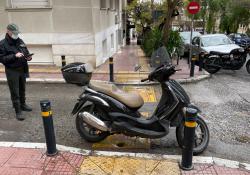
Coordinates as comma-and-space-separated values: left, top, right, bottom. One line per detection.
102, 39, 108, 58
115, 0, 119, 11
100, 0, 110, 9
9, 0, 50, 8
111, 34, 114, 49
110, 0, 115, 10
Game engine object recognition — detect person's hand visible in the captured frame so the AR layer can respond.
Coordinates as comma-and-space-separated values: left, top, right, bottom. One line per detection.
15, 52, 24, 58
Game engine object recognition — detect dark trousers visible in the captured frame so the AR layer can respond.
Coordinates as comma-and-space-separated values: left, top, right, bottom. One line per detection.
5, 67, 26, 106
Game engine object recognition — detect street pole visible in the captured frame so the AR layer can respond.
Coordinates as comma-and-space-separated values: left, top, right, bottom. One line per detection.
188, 15, 194, 67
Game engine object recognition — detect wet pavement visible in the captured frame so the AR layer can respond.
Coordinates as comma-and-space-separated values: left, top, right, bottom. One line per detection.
0, 60, 249, 163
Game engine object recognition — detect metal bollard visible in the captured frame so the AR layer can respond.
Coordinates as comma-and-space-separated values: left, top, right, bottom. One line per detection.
199, 56, 203, 71
40, 100, 58, 156
109, 57, 114, 82
61, 55, 66, 67
180, 108, 198, 170
190, 54, 196, 77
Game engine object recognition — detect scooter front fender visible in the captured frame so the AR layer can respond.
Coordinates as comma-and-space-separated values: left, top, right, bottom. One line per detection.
188, 104, 202, 113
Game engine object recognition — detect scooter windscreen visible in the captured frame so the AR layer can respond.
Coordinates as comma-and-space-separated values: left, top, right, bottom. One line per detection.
151, 46, 172, 67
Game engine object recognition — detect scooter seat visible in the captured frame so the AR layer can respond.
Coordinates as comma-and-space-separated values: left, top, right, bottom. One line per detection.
89, 81, 144, 108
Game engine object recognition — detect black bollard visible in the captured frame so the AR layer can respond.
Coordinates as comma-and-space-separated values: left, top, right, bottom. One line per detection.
199, 55, 203, 71
190, 54, 196, 77
109, 57, 114, 82
61, 55, 66, 67
40, 100, 58, 156
180, 108, 198, 170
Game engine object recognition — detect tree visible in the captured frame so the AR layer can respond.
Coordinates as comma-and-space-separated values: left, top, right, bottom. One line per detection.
219, 2, 250, 34
184, 0, 250, 34
126, 1, 153, 35
162, 0, 181, 45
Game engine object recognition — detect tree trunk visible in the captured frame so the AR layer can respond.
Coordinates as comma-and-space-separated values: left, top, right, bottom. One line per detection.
162, 0, 179, 45
151, 0, 155, 24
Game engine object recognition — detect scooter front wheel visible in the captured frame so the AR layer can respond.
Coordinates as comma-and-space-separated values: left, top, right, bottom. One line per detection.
75, 106, 110, 142
246, 60, 250, 74
176, 114, 209, 155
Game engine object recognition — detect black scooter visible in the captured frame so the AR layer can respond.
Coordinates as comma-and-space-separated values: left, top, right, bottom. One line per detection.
71, 64, 209, 155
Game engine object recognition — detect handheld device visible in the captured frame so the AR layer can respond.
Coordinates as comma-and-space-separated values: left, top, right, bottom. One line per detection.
24, 53, 34, 61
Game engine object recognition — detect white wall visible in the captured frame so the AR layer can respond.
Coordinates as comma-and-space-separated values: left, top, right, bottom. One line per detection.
94, 25, 119, 66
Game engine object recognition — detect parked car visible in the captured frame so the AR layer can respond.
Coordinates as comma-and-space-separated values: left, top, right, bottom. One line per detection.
180, 31, 201, 56
190, 34, 246, 74
190, 34, 242, 54
228, 33, 250, 52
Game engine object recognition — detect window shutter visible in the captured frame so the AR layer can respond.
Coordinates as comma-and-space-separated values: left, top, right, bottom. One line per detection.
11, 0, 49, 8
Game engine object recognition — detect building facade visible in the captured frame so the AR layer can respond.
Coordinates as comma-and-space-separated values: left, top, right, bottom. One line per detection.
0, 0, 126, 67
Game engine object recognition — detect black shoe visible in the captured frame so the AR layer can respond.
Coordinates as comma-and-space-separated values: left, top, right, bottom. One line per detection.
21, 104, 32, 112
16, 112, 25, 121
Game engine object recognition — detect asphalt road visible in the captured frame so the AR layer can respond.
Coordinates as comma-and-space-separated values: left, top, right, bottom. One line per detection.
0, 61, 249, 163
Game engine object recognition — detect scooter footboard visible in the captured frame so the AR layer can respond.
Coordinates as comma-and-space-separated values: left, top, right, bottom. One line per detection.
112, 121, 168, 139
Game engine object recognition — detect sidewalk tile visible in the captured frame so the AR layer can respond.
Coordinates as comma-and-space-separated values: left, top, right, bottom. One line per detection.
0, 167, 43, 175
181, 164, 216, 175
213, 165, 250, 175
80, 157, 180, 175
80, 157, 108, 175
150, 161, 180, 175
0, 147, 84, 175
112, 157, 147, 175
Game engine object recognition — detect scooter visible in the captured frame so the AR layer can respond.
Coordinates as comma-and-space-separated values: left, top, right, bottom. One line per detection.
70, 64, 209, 155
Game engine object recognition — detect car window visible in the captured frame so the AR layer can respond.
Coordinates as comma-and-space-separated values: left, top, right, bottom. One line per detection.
201, 35, 233, 47
180, 32, 201, 44
235, 34, 241, 38
196, 38, 200, 46
241, 34, 248, 38
192, 37, 197, 45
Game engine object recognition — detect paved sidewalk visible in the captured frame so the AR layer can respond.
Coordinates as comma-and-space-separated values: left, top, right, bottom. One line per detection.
0, 144, 249, 175
0, 44, 210, 84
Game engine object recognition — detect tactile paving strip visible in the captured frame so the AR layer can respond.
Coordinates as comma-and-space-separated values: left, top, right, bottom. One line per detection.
80, 156, 180, 175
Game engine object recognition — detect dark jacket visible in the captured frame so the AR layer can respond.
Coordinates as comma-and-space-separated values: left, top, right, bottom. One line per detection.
0, 34, 30, 77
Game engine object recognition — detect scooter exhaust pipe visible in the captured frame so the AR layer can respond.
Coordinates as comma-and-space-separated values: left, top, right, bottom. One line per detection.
78, 112, 109, 131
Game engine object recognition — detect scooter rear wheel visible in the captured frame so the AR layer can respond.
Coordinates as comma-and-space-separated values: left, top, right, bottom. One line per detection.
76, 106, 109, 142
176, 114, 209, 155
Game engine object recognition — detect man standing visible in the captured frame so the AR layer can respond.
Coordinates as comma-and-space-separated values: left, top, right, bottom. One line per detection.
0, 23, 32, 121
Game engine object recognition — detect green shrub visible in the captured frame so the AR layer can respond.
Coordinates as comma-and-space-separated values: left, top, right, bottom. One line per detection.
141, 28, 163, 57
141, 27, 183, 58
167, 30, 183, 55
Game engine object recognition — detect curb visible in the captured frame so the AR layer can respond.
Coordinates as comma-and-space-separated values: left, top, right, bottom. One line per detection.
0, 142, 249, 171
0, 73, 211, 85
